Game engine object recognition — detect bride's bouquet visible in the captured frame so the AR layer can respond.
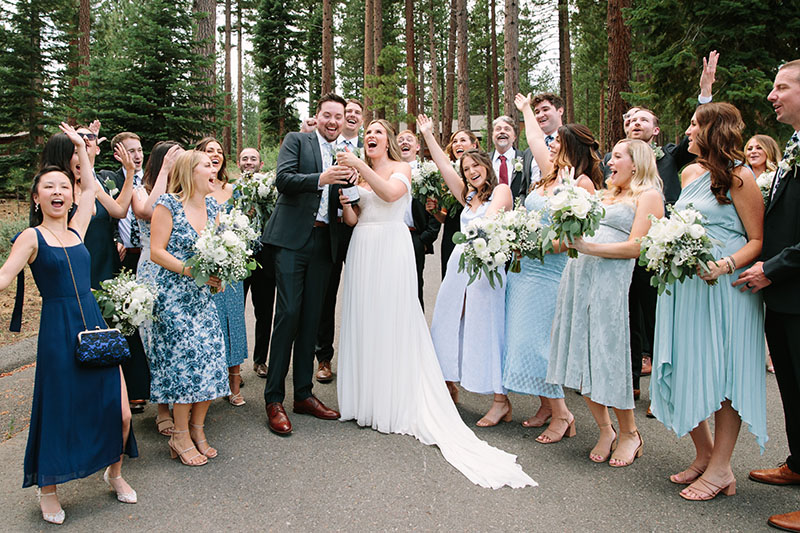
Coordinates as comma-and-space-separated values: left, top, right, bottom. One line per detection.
638, 205, 718, 295
498, 205, 546, 273
411, 159, 444, 203
93, 269, 156, 335
452, 214, 513, 289
183, 208, 259, 293
232, 169, 278, 238
544, 180, 605, 258
756, 171, 775, 205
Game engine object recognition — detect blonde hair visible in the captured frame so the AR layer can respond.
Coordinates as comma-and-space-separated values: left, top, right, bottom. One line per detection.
168, 150, 208, 201
365, 119, 403, 168
606, 139, 663, 201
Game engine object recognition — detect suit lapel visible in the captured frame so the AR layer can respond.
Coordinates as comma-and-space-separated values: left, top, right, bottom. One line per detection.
767, 165, 796, 215
308, 132, 323, 172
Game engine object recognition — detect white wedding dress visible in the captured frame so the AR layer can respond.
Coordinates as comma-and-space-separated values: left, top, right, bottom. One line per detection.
337, 173, 536, 489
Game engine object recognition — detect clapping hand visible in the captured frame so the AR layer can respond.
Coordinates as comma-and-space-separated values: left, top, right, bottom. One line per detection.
514, 93, 532, 112
300, 117, 317, 133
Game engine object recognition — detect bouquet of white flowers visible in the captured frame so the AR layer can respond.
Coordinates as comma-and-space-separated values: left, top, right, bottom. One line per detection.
756, 171, 775, 205
638, 205, 718, 295
411, 159, 444, 202
544, 181, 605, 258
183, 208, 259, 292
497, 205, 546, 272
452, 214, 513, 288
232, 169, 278, 238
92, 269, 156, 336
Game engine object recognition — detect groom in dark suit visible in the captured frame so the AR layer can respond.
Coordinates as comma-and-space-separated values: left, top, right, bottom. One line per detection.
735, 59, 800, 532
261, 93, 352, 435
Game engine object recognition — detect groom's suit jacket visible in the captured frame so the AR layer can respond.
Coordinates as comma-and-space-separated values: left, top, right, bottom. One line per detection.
762, 157, 800, 314
491, 148, 529, 200
262, 131, 348, 263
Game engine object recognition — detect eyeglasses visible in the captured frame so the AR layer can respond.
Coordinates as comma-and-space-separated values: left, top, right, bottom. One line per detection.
78, 133, 97, 141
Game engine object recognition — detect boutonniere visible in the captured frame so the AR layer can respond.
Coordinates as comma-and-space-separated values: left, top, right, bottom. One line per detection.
104, 178, 119, 197
650, 142, 665, 161
513, 156, 524, 172
778, 138, 800, 174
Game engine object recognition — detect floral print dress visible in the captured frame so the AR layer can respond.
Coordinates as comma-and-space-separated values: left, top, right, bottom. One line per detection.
149, 194, 230, 404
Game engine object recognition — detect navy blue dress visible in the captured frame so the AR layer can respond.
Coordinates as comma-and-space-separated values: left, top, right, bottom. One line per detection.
23, 227, 137, 488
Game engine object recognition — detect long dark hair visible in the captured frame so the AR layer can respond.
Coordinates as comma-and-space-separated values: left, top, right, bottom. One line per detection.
40, 133, 76, 180
459, 149, 497, 206
30, 165, 74, 226
694, 102, 745, 205
539, 124, 603, 190
194, 136, 228, 185
143, 141, 181, 193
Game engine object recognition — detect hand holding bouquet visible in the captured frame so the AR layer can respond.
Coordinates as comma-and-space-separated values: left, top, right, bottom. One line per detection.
498, 204, 546, 272
183, 208, 259, 293
452, 214, 512, 289
638, 205, 718, 295
93, 269, 156, 336
544, 170, 605, 258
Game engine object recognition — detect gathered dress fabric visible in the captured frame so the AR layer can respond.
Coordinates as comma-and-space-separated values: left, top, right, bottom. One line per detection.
337, 174, 535, 489
148, 194, 229, 404
546, 201, 637, 410
503, 192, 566, 398
430, 193, 506, 395
23, 228, 137, 488
650, 171, 767, 450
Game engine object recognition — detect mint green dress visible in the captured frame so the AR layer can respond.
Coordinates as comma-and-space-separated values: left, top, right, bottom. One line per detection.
650, 171, 767, 451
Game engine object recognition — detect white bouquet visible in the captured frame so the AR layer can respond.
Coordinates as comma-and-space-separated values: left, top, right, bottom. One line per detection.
638, 205, 718, 295
183, 207, 259, 292
93, 269, 156, 336
756, 171, 774, 205
544, 180, 605, 258
232, 169, 278, 238
411, 159, 444, 203
452, 213, 513, 288
498, 205, 546, 272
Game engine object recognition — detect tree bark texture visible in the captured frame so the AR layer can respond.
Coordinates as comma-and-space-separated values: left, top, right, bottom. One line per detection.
503, 0, 519, 125
193, 0, 216, 126
405, 0, 417, 131
443, 0, 457, 143
363, 0, 375, 124
322, 0, 334, 95
455, 0, 469, 132
490, 0, 499, 121
373, 0, 384, 119
606, 0, 631, 149
236, 0, 243, 157
427, 0, 441, 143
558, 0, 574, 124
224, 0, 232, 156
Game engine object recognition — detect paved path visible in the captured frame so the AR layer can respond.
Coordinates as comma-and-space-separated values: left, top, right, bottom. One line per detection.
0, 237, 797, 531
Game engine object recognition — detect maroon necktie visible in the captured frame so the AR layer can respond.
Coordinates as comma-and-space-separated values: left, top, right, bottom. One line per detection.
499, 154, 508, 185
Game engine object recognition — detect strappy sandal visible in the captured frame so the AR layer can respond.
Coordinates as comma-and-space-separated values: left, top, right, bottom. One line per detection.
229, 371, 246, 405
168, 429, 208, 466
680, 475, 736, 501
670, 464, 705, 485
156, 414, 174, 436
589, 423, 617, 463
36, 489, 65, 525
189, 423, 218, 458
476, 398, 512, 427
536, 415, 576, 444
609, 430, 643, 467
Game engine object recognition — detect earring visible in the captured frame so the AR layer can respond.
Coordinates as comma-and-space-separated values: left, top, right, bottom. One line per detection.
34, 203, 40, 212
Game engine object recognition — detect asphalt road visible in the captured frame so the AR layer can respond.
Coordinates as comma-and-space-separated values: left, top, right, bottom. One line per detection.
0, 235, 797, 532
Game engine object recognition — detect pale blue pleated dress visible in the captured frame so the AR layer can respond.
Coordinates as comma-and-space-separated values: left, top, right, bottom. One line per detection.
546, 201, 637, 410
503, 192, 566, 398
650, 171, 767, 451
431, 192, 506, 395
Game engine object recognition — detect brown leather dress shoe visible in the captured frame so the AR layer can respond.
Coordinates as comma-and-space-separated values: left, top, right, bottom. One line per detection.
750, 463, 800, 485
769, 510, 800, 532
293, 395, 340, 419
253, 363, 268, 378
316, 361, 333, 383
641, 355, 652, 376
266, 403, 292, 435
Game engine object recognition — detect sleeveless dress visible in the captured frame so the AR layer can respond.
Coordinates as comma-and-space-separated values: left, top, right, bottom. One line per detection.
23, 227, 137, 488
337, 173, 535, 489
148, 194, 229, 404
431, 192, 506, 395
210, 199, 248, 369
135, 212, 159, 395
503, 192, 567, 398
546, 201, 637, 410
650, 171, 767, 450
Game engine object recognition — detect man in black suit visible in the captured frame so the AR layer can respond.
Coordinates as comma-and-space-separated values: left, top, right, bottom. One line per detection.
397, 129, 441, 307
313, 98, 363, 383
736, 59, 800, 532
490, 116, 529, 200
261, 93, 351, 435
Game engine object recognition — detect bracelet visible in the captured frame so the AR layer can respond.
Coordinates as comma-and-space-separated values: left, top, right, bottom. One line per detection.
729, 255, 737, 270
723, 257, 735, 274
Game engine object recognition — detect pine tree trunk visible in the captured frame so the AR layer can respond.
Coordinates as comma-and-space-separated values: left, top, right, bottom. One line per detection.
443, 0, 457, 143
598, 80, 606, 151
427, 0, 441, 143
322, 0, 334, 94
236, 1, 243, 157
558, 0, 574, 124
373, 0, 384, 119
78, 0, 90, 83
503, 0, 519, 124
456, 0, 469, 132
363, 0, 375, 125
193, 0, 217, 127
405, 0, 417, 131
485, 4, 493, 152
490, 0, 499, 120
606, 0, 631, 148
224, 0, 232, 155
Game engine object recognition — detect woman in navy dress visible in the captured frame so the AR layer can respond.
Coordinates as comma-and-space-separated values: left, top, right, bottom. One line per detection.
0, 124, 138, 525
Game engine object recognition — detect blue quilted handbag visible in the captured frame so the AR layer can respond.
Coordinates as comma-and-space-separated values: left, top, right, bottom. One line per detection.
44, 227, 131, 368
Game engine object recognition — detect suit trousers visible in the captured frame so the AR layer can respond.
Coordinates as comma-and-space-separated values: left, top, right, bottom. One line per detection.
265, 227, 333, 404
765, 309, 800, 474
315, 254, 344, 364
244, 246, 276, 366
629, 264, 656, 390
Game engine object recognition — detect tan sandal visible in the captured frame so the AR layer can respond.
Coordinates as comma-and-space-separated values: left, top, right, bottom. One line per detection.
189, 423, 218, 458
536, 415, 576, 444
168, 429, 207, 466
476, 398, 512, 427
670, 464, 705, 485
589, 423, 617, 463
156, 414, 174, 436
609, 430, 643, 467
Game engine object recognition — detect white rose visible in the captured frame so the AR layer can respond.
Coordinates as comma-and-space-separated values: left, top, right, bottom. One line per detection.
664, 218, 686, 241
221, 230, 239, 247
487, 237, 502, 252
472, 238, 487, 254
494, 252, 507, 264
687, 224, 705, 239
548, 191, 570, 211
483, 220, 498, 234
571, 196, 591, 218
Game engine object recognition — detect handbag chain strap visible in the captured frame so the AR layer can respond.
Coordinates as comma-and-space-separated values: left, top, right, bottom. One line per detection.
40, 226, 89, 331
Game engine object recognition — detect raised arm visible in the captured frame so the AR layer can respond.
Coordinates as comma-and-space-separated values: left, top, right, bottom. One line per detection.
58, 122, 96, 237
515, 93, 552, 179
485, 184, 513, 217
417, 114, 466, 204
94, 144, 135, 219
132, 145, 183, 220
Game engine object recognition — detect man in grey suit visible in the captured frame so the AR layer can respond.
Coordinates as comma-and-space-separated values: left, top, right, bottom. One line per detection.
261, 93, 352, 435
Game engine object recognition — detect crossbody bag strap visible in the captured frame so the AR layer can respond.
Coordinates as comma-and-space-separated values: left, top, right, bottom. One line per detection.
40, 226, 89, 331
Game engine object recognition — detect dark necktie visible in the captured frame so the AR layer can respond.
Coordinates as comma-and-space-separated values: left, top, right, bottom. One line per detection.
499, 154, 508, 185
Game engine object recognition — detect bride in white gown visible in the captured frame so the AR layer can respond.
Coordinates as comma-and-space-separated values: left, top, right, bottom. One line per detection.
335, 119, 535, 489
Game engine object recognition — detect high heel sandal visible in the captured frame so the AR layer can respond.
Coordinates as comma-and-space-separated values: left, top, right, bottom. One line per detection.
229, 371, 246, 405
168, 429, 208, 466
155, 414, 174, 436
609, 430, 643, 467
476, 398, 512, 427
189, 423, 218, 458
535, 415, 576, 444
522, 408, 552, 428
589, 424, 617, 463
103, 467, 137, 504
670, 464, 705, 485
36, 488, 65, 525
679, 476, 736, 501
